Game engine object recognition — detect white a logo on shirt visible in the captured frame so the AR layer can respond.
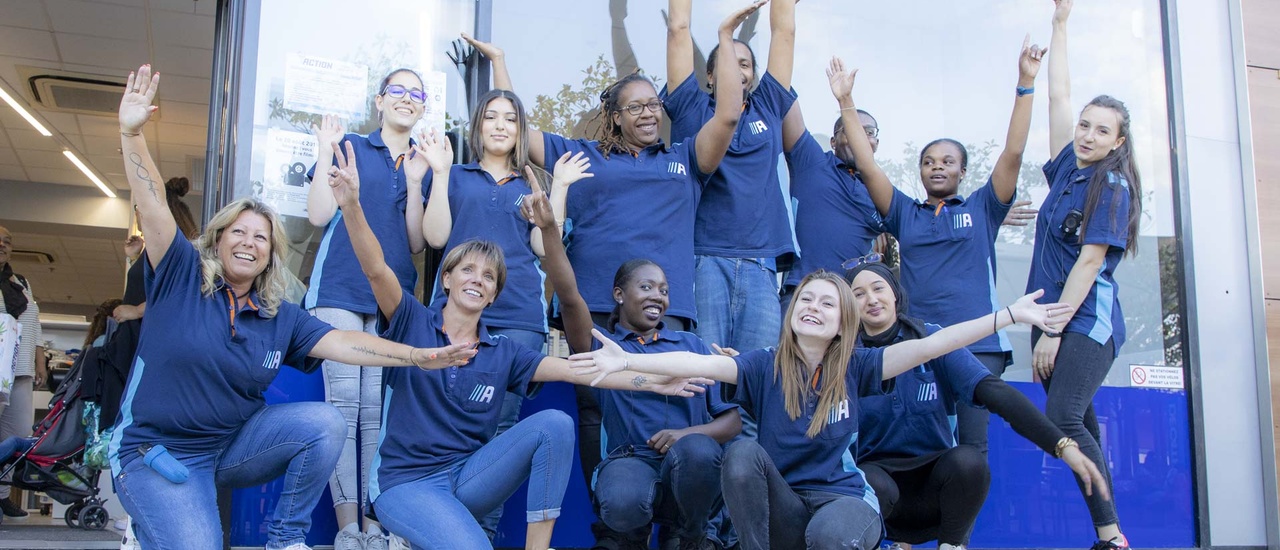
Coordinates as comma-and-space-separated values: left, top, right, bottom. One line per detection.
262, 350, 282, 370
668, 162, 687, 176
953, 212, 973, 229
468, 384, 496, 404
827, 399, 851, 425
917, 382, 938, 402
749, 120, 768, 135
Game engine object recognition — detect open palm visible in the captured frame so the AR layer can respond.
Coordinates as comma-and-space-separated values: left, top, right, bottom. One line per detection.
119, 64, 159, 133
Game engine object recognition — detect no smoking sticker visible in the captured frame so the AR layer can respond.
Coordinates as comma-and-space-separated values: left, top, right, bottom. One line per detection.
1129, 364, 1184, 390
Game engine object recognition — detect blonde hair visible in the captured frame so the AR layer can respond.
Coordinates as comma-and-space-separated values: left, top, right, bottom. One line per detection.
196, 198, 291, 317
775, 270, 861, 438
439, 240, 507, 300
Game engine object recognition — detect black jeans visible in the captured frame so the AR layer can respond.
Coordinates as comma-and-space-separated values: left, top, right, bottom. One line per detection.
860, 445, 990, 545
721, 440, 881, 550
1036, 330, 1119, 527
955, 351, 1011, 455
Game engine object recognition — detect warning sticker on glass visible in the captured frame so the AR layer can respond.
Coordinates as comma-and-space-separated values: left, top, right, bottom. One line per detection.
1129, 364, 1184, 390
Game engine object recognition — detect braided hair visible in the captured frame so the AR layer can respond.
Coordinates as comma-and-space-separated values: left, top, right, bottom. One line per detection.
586, 71, 658, 158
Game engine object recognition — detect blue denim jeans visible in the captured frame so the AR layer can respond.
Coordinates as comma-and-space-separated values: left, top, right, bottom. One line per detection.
373, 409, 574, 550
479, 327, 546, 539
721, 440, 882, 550
594, 434, 725, 542
113, 402, 345, 550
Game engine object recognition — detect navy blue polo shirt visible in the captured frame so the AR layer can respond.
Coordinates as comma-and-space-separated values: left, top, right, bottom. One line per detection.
108, 233, 334, 472
305, 130, 419, 314
883, 180, 1013, 353
1027, 145, 1131, 353
369, 294, 544, 503
591, 323, 738, 461
729, 347, 883, 509
855, 324, 991, 462
784, 130, 884, 288
662, 73, 798, 261
543, 133, 709, 320
426, 163, 547, 333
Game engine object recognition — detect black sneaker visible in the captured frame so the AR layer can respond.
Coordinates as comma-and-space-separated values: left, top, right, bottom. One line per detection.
1089, 535, 1130, 550
0, 498, 28, 519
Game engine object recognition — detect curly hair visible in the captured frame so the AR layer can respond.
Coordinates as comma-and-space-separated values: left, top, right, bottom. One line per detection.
585, 71, 658, 158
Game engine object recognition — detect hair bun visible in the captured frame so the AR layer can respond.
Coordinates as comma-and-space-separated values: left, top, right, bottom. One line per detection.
165, 177, 190, 197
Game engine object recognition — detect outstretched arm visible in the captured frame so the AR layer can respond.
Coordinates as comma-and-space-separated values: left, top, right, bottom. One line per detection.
828, 57, 892, 217
569, 329, 739, 385
520, 160, 594, 355
1048, 0, 1074, 156
992, 36, 1045, 204
310, 330, 477, 369
881, 290, 1072, 380
119, 64, 176, 268
307, 114, 346, 227
534, 355, 715, 397
694, 1, 761, 174
329, 141, 407, 320
766, 0, 796, 89
666, 0, 695, 91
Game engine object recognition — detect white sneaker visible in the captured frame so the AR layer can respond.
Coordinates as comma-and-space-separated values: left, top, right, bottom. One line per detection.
387, 533, 410, 550
119, 517, 141, 550
364, 524, 388, 550
278, 544, 312, 550
334, 523, 364, 550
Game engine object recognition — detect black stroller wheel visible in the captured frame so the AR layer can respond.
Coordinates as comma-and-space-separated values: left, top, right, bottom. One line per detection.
78, 504, 108, 531
64, 502, 84, 528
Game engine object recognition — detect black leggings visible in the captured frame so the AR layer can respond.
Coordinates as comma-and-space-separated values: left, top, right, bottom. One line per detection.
860, 445, 990, 545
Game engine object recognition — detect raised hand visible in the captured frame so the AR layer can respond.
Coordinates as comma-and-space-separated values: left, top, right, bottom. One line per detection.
422, 128, 454, 174
1053, 0, 1073, 25
461, 32, 505, 62
568, 329, 630, 386
1001, 200, 1038, 227
329, 141, 361, 208
410, 341, 479, 370
1060, 444, 1111, 500
721, 0, 769, 34
124, 234, 145, 259
403, 132, 431, 184
520, 169, 558, 229
1019, 34, 1047, 81
311, 114, 346, 156
826, 56, 857, 102
120, 64, 160, 134
1008, 289, 1074, 332
551, 152, 594, 189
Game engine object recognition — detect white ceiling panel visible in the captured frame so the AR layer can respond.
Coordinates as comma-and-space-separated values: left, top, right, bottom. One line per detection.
150, 0, 214, 16
55, 34, 149, 72
0, 0, 51, 30
6, 128, 63, 151
45, 0, 147, 41
36, 111, 81, 135
157, 99, 209, 127
80, 134, 122, 156
0, 129, 11, 148
149, 10, 215, 47
151, 45, 212, 78
0, 27, 60, 61
0, 163, 27, 181
156, 121, 206, 146
24, 166, 93, 186
0, 147, 18, 165
16, 148, 68, 168
77, 115, 135, 137
152, 73, 210, 104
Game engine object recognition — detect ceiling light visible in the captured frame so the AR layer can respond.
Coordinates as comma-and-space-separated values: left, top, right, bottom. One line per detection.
0, 85, 53, 137
62, 150, 117, 198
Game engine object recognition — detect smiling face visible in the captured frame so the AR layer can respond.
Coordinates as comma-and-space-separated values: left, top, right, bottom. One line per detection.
375, 70, 425, 131
442, 252, 500, 313
1074, 105, 1126, 167
850, 270, 897, 336
613, 263, 669, 333
479, 96, 519, 162
919, 140, 966, 199
216, 210, 272, 292
611, 80, 663, 150
707, 41, 756, 94
789, 278, 843, 342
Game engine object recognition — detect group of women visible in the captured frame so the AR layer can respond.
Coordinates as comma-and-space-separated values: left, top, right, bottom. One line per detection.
104, 0, 1142, 549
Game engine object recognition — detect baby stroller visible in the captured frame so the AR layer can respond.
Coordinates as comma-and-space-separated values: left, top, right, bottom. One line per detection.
0, 345, 111, 530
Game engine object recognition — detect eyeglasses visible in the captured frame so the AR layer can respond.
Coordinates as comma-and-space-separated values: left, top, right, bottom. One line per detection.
382, 84, 427, 105
835, 125, 879, 139
840, 252, 883, 271
620, 100, 663, 116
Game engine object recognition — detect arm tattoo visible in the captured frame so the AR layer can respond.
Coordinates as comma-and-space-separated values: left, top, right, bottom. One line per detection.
631, 375, 648, 389
352, 345, 410, 365
128, 152, 162, 204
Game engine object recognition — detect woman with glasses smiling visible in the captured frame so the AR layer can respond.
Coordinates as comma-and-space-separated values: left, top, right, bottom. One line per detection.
306, 67, 432, 550
831, 37, 1045, 459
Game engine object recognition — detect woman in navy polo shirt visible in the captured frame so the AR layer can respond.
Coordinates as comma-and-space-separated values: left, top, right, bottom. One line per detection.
524, 177, 741, 548
112, 64, 476, 550
569, 270, 1072, 550
846, 262, 1106, 550
1028, 1, 1143, 548
830, 41, 1045, 458
326, 140, 714, 550
307, 67, 432, 549
663, 0, 797, 363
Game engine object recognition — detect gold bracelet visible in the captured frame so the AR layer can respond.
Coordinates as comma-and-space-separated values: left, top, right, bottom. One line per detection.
1055, 436, 1079, 458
